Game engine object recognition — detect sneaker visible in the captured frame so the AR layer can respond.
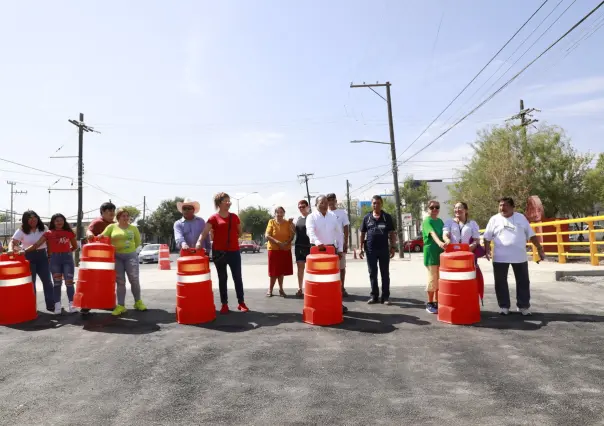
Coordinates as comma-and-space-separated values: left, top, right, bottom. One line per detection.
133, 300, 148, 311
220, 304, 230, 315
237, 303, 249, 313
383, 300, 392, 306
367, 298, 379, 304
112, 305, 127, 316
54, 302, 62, 315
68, 302, 78, 313
517, 307, 532, 316
426, 302, 438, 314
499, 307, 510, 316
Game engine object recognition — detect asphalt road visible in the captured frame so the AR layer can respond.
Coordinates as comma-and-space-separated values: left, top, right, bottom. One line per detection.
2, 281, 604, 425
139, 250, 269, 270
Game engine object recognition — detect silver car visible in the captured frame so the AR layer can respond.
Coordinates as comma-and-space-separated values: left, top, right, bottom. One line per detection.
138, 244, 161, 264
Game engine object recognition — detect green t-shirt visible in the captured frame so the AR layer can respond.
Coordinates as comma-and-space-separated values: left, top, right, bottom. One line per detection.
101, 224, 141, 254
422, 216, 444, 266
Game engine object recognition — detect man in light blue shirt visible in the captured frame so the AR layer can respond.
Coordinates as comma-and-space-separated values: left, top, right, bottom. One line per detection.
174, 198, 211, 252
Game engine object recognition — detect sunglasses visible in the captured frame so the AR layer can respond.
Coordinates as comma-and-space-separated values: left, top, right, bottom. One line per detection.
182, 206, 194, 211
429, 206, 440, 210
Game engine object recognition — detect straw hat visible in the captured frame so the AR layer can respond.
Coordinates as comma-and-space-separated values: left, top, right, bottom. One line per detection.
177, 197, 201, 214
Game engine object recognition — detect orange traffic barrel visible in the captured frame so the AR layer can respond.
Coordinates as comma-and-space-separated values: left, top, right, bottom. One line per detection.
158, 244, 171, 270
438, 243, 480, 325
302, 246, 343, 326
0, 252, 37, 325
73, 236, 117, 310
176, 248, 216, 324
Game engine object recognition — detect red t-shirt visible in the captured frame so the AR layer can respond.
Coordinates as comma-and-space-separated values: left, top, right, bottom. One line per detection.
44, 229, 75, 253
208, 213, 240, 251
88, 217, 113, 236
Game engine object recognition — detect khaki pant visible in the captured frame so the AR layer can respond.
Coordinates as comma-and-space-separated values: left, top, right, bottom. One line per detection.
426, 265, 439, 292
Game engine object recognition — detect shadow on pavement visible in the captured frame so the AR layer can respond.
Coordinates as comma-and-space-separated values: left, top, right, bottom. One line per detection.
333, 311, 430, 334
3, 311, 64, 332
343, 294, 425, 309
475, 310, 604, 331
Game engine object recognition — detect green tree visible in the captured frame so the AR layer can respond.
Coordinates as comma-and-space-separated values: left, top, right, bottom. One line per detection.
399, 177, 432, 233
145, 197, 184, 247
352, 197, 398, 229
450, 124, 594, 227
585, 153, 604, 209
120, 205, 141, 222
239, 206, 272, 241
0, 212, 7, 223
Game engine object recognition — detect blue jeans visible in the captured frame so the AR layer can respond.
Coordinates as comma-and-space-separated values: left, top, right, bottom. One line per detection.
115, 252, 142, 306
50, 252, 75, 303
214, 251, 245, 305
25, 249, 55, 310
366, 249, 391, 301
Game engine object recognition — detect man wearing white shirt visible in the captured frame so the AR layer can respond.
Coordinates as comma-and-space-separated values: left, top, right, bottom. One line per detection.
483, 197, 545, 316
306, 195, 348, 313
326, 193, 350, 297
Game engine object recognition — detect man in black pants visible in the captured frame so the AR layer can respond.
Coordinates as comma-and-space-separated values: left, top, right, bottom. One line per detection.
483, 197, 545, 316
359, 195, 397, 305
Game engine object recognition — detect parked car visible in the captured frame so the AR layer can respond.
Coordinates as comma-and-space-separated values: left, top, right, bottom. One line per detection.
138, 243, 161, 264
240, 240, 261, 253
404, 236, 423, 252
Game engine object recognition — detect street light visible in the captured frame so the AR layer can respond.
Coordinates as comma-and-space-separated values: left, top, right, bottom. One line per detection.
234, 192, 258, 214
350, 138, 405, 258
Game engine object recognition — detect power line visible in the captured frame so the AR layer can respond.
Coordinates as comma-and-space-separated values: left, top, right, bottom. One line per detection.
0, 157, 73, 180
397, 0, 550, 158
402, 0, 604, 163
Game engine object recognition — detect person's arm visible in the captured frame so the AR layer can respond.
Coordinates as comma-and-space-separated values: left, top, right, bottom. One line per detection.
306, 214, 320, 246
196, 222, 213, 248
469, 221, 480, 251
359, 216, 367, 257
388, 215, 397, 258
202, 221, 211, 252
443, 220, 452, 244
9, 230, 23, 252
425, 220, 446, 249
265, 220, 281, 245
24, 235, 47, 253
70, 235, 78, 252
86, 221, 98, 240
334, 217, 344, 254
101, 224, 113, 237
133, 226, 141, 249
524, 216, 544, 260
483, 218, 494, 260
174, 220, 185, 249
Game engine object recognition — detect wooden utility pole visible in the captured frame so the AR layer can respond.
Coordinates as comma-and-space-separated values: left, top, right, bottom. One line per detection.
7, 181, 27, 231
298, 173, 314, 207
142, 195, 146, 243
346, 179, 352, 248
350, 81, 404, 258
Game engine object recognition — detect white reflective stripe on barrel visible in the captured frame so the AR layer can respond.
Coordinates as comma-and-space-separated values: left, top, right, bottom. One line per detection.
177, 273, 211, 283
304, 272, 341, 283
440, 270, 476, 280
0, 276, 32, 287
79, 261, 115, 270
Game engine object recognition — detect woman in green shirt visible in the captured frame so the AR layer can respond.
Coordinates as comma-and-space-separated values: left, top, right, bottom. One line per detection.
422, 200, 447, 314
101, 208, 147, 316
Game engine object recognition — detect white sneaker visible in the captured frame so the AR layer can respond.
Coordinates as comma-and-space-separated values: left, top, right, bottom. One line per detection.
518, 307, 532, 316
68, 302, 78, 313
54, 302, 62, 315
499, 307, 510, 316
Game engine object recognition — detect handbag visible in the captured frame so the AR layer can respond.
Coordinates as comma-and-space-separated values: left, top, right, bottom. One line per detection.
470, 236, 486, 258
212, 213, 232, 266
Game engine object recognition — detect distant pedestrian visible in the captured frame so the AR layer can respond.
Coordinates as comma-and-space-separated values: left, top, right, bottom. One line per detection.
326, 193, 350, 297
359, 195, 397, 305
265, 206, 294, 297
26, 214, 78, 314
101, 208, 147, 316
483, 197, 545, 316
422, 200, 447, 314
10, 210, 55, 312
196, 192, 249, 314
293, 199, 311, 297
306, 195, 348, 313
174, 197, 211, 254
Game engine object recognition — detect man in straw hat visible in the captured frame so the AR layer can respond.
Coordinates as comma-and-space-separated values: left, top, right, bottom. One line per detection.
174, 197, 211, 253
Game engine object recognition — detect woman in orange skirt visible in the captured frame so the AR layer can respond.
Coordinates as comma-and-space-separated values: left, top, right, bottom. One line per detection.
265, 206, 295, 297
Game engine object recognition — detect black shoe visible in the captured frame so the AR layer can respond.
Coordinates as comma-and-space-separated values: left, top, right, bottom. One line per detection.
367, 298, 379, 304
342, 289, 349, 298
80, 308, 91, 316
342, 305, 348, 313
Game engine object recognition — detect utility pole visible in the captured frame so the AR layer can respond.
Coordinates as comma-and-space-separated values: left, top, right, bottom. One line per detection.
508, 99, 539, 143
298, 173, 314, 207
7, 181, 27, 231
350, 81, 404, 258
346, 179, 352, 248
142, 196, 146, 243
68, 113, 99, 264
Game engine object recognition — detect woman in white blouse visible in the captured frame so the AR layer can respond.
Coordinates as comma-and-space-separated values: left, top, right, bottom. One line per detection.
10, 210, 55, 312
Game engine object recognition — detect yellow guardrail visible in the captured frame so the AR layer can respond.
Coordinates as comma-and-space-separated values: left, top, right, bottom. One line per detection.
481, 215, 604, 266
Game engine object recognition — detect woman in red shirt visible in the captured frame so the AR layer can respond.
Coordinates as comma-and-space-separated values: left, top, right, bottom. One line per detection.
197, 192, 249, 314
27, 213, 78, 314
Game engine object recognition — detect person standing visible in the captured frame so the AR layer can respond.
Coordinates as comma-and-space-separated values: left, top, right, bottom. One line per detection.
359, 195, 396, 304
326, 193, 350, 297
10, 210, 55, 312
101, 208, 147, 316
483, 197, 545, 316
26, 213, 78, 314
306, 195, 347, 313
196, 192, 249, 314
422, 200, 447, 314
174, 197, 211, 253
293, 199, 311, 297
265, 206, 294, 297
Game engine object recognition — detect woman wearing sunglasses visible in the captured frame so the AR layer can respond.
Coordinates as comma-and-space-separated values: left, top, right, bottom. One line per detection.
422, 200, 447, 314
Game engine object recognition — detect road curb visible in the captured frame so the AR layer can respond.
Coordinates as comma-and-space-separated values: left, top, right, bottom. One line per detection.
555, 270, 604, 281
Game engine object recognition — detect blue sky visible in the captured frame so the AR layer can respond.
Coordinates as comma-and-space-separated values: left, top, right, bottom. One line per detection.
1, 0, 603, 222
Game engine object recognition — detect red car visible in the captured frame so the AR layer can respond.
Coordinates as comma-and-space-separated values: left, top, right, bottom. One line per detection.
404, 236, 423, 252
240, 240, 261, 253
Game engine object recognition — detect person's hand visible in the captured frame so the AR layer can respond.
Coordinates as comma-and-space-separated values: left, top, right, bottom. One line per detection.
485, 251, 491, 261
279, 242, 288, 250
87, 234, 95, 242
538, 247, 545, 261
195, 241, 202, 249
359, 250, 364, 260
343, 243, 348, 253
438, 241, 446, 250
181, 242, 189, 250
338, 252, 344, 260
389, 246, 396, 259
317, 244, 326, 251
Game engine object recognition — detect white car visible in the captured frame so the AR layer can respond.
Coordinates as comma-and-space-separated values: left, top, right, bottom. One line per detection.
138, 244, 161, 264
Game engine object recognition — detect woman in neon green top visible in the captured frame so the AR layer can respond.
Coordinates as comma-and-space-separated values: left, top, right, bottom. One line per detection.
422, 200, 447, 315
101, 208, 147, 316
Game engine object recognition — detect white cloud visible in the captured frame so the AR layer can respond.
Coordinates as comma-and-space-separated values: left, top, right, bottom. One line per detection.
528, 76, 604, 97
549, 98, 604, 116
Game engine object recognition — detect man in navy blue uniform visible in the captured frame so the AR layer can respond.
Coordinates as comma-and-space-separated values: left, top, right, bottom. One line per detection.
359, 195, 397, 305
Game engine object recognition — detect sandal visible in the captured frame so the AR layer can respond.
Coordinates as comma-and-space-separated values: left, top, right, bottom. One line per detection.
266, 292, 273, 297
279, 290, 287, 297
295, 289, 303, 297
